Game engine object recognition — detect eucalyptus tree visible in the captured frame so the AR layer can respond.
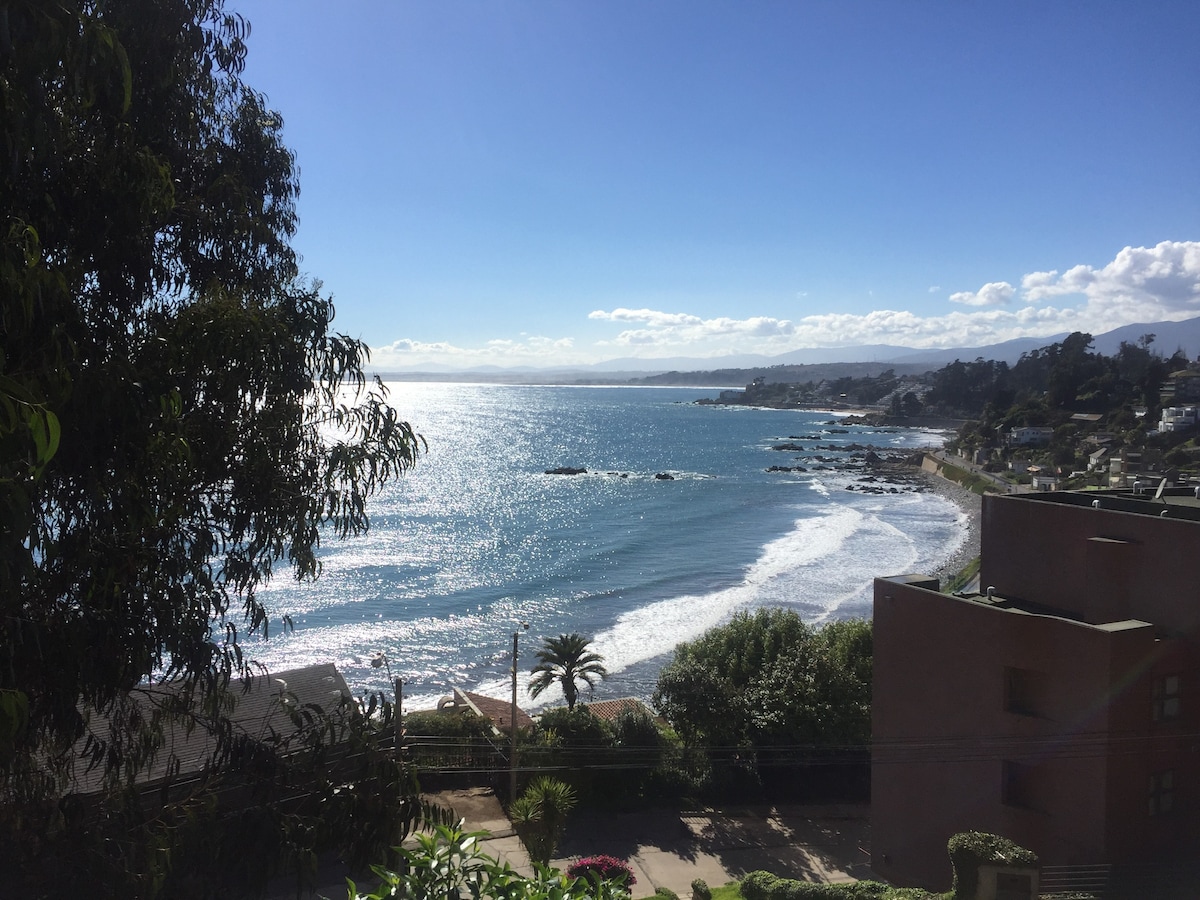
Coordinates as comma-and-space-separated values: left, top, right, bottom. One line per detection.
529, 634, 608, 711
1, 0, 426, 893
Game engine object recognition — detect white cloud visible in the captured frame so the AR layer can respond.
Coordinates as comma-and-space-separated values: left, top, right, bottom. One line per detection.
372, 334, 575, 369
1020, 241, 1200, 318
594, 312, 796, 350
948, 281, 1016, 307
372, 242, 1200, 368
1019, 269, 1059, 295
588, 308, 703, 327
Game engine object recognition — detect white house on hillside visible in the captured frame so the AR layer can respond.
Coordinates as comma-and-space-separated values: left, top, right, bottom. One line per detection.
1006, 426, 1054, 446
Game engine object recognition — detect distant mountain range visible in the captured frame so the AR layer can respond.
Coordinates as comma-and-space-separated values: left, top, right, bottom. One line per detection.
373, 316, 1200, 383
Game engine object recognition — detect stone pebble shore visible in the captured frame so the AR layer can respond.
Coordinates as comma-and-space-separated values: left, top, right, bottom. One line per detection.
917, 467, 983, 584
834, 447, 982, 585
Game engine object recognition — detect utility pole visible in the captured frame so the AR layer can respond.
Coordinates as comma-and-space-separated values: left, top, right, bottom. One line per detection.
510, 622, 529, 801
370, 652, 401, 760
395, 676, 403, 761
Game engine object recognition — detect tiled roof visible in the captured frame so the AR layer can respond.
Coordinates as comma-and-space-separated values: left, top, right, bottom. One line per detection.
458, 689, 534, 733
578, 697, 658, 723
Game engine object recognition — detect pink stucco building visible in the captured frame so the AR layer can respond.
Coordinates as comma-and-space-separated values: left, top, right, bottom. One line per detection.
872, 490, 1200, 890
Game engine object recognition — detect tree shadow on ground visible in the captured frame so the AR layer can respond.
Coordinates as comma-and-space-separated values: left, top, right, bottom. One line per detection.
691, 808, 873, 882
558, 807, 702, 863
556, 804, 873, 883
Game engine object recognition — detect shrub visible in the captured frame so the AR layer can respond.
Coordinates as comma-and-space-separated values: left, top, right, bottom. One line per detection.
612, 706, 664, 749
351, 823, 633, 900
538, 705, 614, 747
740, 871, 901, 900
511, 777, 578, 866
404, 709, 495, 739
567, 854, 636, 886
947, 831, 1038, 900
692, 877, 712, 900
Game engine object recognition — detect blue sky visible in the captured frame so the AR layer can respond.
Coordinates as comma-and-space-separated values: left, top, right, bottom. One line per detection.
234, 1, 1200, 370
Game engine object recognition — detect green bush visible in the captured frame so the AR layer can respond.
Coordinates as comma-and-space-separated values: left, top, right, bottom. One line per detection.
538, 705, 614, 747
404, 709, 495, 739
739, 872, 935, 900
350, 823, 631, 900
520, 706, 614, 801
692, 877, 713, 900
640, 740, 710, 802
933, 460, 998, 495
404, 709, 500, 772
947, 832, 1038, 900
612, 705, 665, 750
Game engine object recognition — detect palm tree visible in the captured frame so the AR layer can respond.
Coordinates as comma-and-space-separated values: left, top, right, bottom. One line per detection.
509, 776, 577, 865
528, 633, 607, 710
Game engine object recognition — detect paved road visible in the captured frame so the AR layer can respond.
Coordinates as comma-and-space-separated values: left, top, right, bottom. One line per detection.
927, 448, 1023, 494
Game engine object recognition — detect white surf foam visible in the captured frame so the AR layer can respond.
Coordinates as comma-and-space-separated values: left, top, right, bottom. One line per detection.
245, 484, 967, 714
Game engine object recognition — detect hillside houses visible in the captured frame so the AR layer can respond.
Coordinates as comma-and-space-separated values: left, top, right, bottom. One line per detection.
1004, 425, 1054, 447
1160, 369, 1200, 405
1160, 406, 1198, 433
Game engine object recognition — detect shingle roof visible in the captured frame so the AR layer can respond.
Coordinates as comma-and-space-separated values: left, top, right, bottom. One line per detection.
68, 663, 352, 795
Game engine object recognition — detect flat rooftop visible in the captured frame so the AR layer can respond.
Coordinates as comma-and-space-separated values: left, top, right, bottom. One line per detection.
1014, 486, 1200, 523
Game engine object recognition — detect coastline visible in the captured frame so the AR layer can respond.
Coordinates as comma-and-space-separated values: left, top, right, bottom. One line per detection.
851, 446, 982, 587
579, 464, 984, 707
252, 387, 980, 706
917, 467, 982, 584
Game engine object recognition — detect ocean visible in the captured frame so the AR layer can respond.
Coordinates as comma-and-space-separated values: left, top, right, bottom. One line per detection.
246, 383, 966, 711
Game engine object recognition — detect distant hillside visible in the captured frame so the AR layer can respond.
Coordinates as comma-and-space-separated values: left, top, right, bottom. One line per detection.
629, 361, 931, 387
372, 315, 1200, 384
884, 335, 1065, 367
1088, 318, 1200, 359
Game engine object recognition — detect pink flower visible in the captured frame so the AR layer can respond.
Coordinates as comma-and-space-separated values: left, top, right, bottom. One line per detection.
567, 855, 637, 886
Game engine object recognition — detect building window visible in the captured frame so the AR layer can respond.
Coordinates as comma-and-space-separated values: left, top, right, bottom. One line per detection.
1005, 667, 1046, 717
1002, 760, 1038, 809
1152, 674, 1181, 722
1149, 770, 1175, 816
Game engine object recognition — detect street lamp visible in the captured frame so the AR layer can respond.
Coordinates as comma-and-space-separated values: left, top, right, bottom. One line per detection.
510, 622, 530, 801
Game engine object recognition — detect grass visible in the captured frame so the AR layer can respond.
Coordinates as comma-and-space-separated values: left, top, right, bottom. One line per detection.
943, 556, 980, 593
932, 458, 1002, 495
709, 882, 1095, 900
707, 881, 952, 900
